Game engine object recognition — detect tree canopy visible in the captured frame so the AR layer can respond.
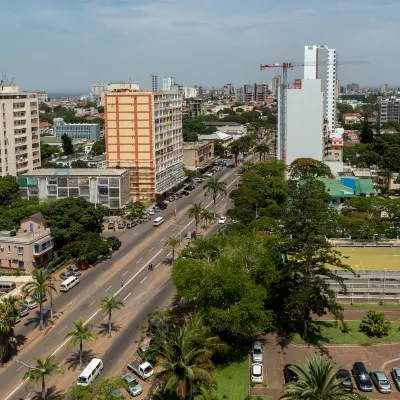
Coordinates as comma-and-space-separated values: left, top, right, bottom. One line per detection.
90, 138, 106, 156
0, 176, 19, 206
289, 158, 334, 180
62, 134, 74, 155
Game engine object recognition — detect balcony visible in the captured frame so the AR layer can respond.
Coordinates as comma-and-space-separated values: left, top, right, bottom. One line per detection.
33, 240, 54, 256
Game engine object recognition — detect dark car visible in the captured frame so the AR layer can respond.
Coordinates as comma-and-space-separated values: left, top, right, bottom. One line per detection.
336, 369, 353, 392
352, 362, 373, 392
60, 271, 73, 280
284, 364, 299, 383
157, 202, 168, 210
184, 185, 193, 191
182, 190, 190, 196
110, 236, 121, 250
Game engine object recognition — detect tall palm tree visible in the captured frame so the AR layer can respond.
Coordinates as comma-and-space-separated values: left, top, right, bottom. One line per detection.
23, 355, 63, 400
382, 169, 393, 196
99, 296, 124, 338
0, 296, 19, 363
22, 268, 57, 331
281, 354, 350, 400
65, 317, 98, 369
229, 141, 241, 167
164, 235, 181, 261
201, 209, 214, 228
204, 177, 227, 217
255, 144, 264, 162
187, 202, 203, 236
257, 142, 269, 161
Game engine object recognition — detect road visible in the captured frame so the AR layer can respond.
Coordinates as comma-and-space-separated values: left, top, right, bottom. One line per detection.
1, 154, 254, 400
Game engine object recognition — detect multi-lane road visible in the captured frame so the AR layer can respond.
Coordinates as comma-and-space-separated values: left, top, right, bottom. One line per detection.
1, 156, 254, 400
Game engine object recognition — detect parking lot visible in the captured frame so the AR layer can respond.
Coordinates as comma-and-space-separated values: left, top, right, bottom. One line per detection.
251, 333, 400, 399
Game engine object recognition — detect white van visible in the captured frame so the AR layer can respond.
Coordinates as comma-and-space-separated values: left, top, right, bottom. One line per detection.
0, 281, 16, 293
77, 358, 103, 386
60, 276, 79, 292
153, 217, 164, 227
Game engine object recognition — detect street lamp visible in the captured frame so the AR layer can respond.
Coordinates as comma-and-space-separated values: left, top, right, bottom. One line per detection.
16, 360, 45, 400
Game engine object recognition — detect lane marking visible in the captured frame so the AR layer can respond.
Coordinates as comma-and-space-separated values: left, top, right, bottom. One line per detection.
155, 263, 161, 269
136, 258, 143, 264
105, 285, 112, 292
122, 270, 128, 277
149, 247, 155, 253
123, 292, 132, 301
16, 359, 30, 372
57, 326, 67, 335
159, 237, 165, 243
140, 277, 147, 284
88, 300, 96, 308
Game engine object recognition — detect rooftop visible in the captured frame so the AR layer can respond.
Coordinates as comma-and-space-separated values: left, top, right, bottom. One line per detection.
0, 228, 51, 244
21, 168, 129, 177
183, 141, 212, 150
41, 136, 94, 144
204, 121, 242, 126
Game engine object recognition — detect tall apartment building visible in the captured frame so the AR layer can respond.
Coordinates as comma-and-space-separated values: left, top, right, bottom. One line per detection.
242, 84, 254, 103
163, 77, 175, 91
304, 45, 337, 135
183, 87, 198, 99
193, 85, 203, 98
278, 79, 324, 166
183, 98, 205, 118
254, 83, 269, 102
105, 90, 185, 202
380, 84, 389, 94
0, 84, 41, 176
379, 96, 400, 124
151, 74, 158, 91
272, 74, 281, 98
223, 83, 235, 97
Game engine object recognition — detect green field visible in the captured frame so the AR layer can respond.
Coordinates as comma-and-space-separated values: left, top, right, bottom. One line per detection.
335, 247, 400, 270
292, 321, 400, 345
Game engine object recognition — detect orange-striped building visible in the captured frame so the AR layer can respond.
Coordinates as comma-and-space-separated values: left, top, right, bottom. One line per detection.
105, 90, 185, 203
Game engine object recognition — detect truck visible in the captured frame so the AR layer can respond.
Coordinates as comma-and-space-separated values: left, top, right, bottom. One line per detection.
127, 359, 154, 380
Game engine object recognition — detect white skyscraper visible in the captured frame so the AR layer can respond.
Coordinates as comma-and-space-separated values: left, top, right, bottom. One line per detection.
304, 45, 337, 135
163, 76, 175, 91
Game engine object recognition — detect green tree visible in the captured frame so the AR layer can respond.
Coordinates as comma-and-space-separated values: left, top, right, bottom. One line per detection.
360, 310, 391, 337
380, 145, 400, 172
187, 202, 204, 236
90, 139, 106, 156
61, 134, 74, 155
71, 160, 89, 168
67, 377, 126, 399
254, 143, 269, 162
0, 296, 19, 363
39, 103, 51, 113
281, 355, 349, 400
229, 141, 241, 167
0, 199, 41, 231
201, 209, 214, 228
0, 175, 19, 206
213, 141, 226, 157
99, 296, 124, 338
204, 176, 227, 217
23, 356, 63, 400
359, 118, 374, 144
123, 202, 146, 221
40, 142, 59, 161
288, 158, 334, 180
65, 317, 98, 370
97, 106, 104, 114
164, 235, 181, 260
22, 268, 57, 331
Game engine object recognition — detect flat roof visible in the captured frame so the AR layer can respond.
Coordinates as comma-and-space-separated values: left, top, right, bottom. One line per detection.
22, 168, 129, 177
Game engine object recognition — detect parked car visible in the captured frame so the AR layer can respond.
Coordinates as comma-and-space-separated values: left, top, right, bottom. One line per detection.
68, 266, 81, 276
76, 260, 89, 270
218, 216, 227, 224
178, 192, 184, 198
193, 178, 203, 183
251, 363, 263, 383
182, 190, 190, 196
14, 315, 21, 325
204, 172, 213, 177
336, 369, 353, 392
157, 202, 168, 210
370, 369, 392, 393
127, 359, 154, 380
168, 196, 175, 202
24, 298, 38, 310
147, 208, 155, 215
18, 306, 29, 317
108, 221, 115, 229
126, 221, 137, 229
110, 236, 121, 250
184, 185, 192, 191
251, 341, 263, 363
122, 373, 143, 397
174, 194, 180, 200
60, 271, 73, 281
283, 364, 299, 383
352, 362, 373, 392
392, 367, 400, 391
118, 220, 125, 229
154, 206, 160, 213
142, 215, 149, 223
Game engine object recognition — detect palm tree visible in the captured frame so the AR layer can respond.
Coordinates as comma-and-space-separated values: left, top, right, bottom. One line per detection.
164, 235, 181, 261
0, 296, 19, 363
22, 268, 57, 331
381, 169, 393, 196
239, 161, 253, 174
99, 296, 124, 338
65, 317, 98, 369
204, 177, 227, 217
187, 202, 203, 236
281, 355, 350, 400
229, 141, 241, 167
255, 144, 264, 162
23, 356, 63, 400
255, 142, 269, 161
201, 209, 214, 228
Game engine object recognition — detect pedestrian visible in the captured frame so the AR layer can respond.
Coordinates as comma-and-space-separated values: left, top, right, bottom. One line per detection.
121, 278, 124, 287
148, 263, 153, 271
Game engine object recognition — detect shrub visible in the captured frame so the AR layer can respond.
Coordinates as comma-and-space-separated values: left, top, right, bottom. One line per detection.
360, 310, 391, 337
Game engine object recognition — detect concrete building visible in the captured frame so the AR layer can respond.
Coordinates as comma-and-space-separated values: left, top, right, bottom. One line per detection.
105, 90, 185, 202
324, 122, 343, 162
151, 74, 158, 91
39, 122, 53, 136
183, 141, 214, 170
53, 118, 100, 141
380, 84, 389, 94
254, 84, 269, 102
272, 75, 281, 98
0, 84, 41, 176
183, 98, 205, 118
193, 85, 203, 98
19, 169, 130, 212
279, 79, 324, 166
343, 113, 362, 124
108, 82, 139, 92
0, 213, 53, 273
304, 45, 337, 134
163, 77, 175, 91
379, 96, 400, 124
242, 84, 254, 103
33, 91, 49, 103
183, 87, 197, 99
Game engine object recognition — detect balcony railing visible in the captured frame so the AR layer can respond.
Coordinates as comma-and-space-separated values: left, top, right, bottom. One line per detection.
33, 240, 54, 256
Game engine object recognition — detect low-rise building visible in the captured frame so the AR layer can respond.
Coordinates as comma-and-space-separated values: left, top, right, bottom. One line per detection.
343, 113, 362, 124
183, 98, 206, 118
183, 141, 214, 170
203, 121, 248, 136
39, 122, 53, 136
53, 118, 100, 141
41, 136, 95, 152
0, 213, 53, 273
18, 169, 131, 213
198, 131, 233, 143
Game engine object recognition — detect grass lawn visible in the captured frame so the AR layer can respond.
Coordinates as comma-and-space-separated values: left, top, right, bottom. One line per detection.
340, 303, 400, 309
214, 343, 249, 400
292, 321, 400, 345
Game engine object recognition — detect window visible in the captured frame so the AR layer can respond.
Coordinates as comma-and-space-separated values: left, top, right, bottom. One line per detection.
17, 247, 24, 255
18, 261, 24, 269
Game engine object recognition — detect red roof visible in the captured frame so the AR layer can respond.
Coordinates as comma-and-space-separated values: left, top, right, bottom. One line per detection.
343, 113, 362, 118
39, 122, 53, 128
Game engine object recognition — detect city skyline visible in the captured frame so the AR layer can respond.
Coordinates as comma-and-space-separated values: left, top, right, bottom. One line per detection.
1, 0, 399, 91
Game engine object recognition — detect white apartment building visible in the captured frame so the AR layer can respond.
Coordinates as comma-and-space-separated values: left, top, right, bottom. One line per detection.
183, 87, 198, 99
163, 76, 175, 91
304, 45, 337, 135
0, 85, 41, 176
278, 79, 324, 166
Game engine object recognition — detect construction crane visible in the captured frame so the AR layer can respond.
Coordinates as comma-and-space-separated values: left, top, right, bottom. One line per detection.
260, 60, 369, 164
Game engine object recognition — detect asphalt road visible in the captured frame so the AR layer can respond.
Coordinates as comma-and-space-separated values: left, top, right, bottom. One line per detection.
2, 154, 255, 400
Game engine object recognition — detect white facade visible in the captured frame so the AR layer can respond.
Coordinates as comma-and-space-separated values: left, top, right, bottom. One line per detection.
183, 87, 197, 98
163, 77, 175, 91
304, 45, 337, 135
278, 79, 324, 166
107, 82, 139, 92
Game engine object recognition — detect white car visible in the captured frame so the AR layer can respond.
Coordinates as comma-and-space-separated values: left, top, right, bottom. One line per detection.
204, 172, 213, 177
392, 367, 400, 391
168, 196, 175, 202
252, 341, 263, 363
147, 208, 155, 215
251, 363, 263, 383
218, 216, 227, 224
24, 298, 38, 310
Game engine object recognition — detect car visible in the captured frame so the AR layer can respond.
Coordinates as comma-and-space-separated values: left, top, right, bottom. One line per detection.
18, 306, 29, 317
108, 221, 115, 229
14, 315, 21, 325
370, 369, 392, 393
174, 194, 180, 200
126, 221, 137, 229
118, 220, 125, 229
142, 215, 149, 223
204, 172, 213, 177
184, 185, 192, 191
122, 373, 143, 397
182, 190, 190, 196
24, 298, 38, 310
352, 362, 373, 392
178, 192, 184, 198
392, 368, 400, 391
157, 202, 168, 210
218, 216, 227, 224
68, 266, 81, 276
193, 178, 203, 183
110, 389, 125, 399
110, 236, 121, 250
251, 363, 263, 383
283, 364, 299, 383
154, 206, 160, 213
251, 341, 263, 363
168, 196, 175, 202
76, 260, 89, 270
60, 271, 73, 281
147, 208, 155, 215
336, 369, 353, 392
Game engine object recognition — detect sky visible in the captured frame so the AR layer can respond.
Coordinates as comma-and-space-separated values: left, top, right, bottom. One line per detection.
1, 0, 399, 92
